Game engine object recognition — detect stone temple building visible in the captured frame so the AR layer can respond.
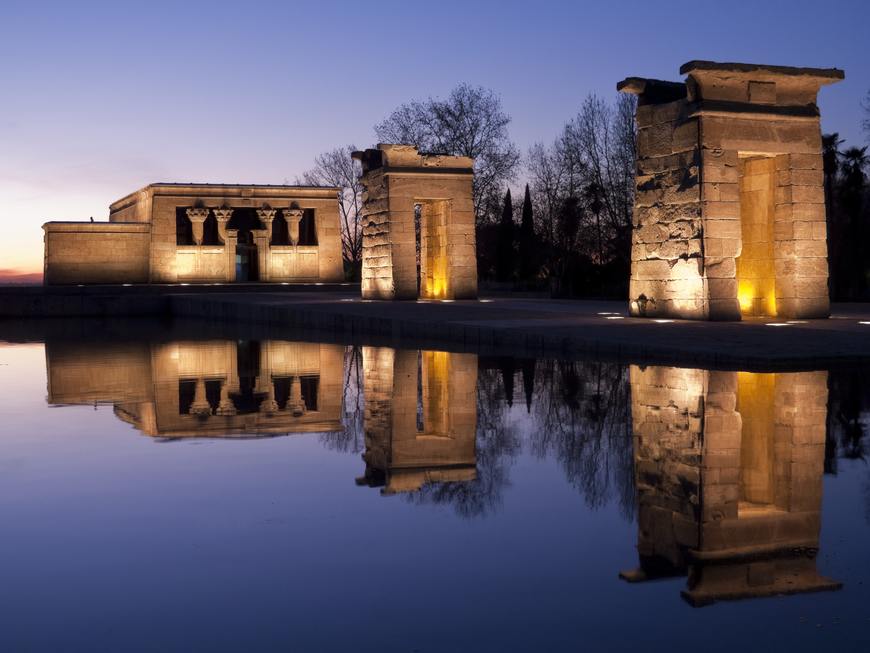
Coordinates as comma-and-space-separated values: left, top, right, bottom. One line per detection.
621, 365, 840, 606
353, 144, 477, 300
619, 61, 844, 320
43, 183, 344, 285
45, 339, 344, 438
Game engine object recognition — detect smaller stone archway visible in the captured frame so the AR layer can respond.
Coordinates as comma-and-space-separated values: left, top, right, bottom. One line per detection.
353, 144, 477, 300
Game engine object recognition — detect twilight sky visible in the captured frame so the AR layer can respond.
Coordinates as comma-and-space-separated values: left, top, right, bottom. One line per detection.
1, 0, 867, 275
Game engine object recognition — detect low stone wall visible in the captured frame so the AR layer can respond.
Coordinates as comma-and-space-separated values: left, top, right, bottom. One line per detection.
43, 222, 151, 285
267, 247, 320, 281
176, 246, 232, 282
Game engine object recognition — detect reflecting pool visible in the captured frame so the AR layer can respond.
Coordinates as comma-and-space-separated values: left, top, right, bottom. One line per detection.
1, 330, 869, 651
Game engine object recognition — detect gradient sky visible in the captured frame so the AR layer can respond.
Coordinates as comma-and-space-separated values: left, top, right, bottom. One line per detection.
2, 0, 867, 274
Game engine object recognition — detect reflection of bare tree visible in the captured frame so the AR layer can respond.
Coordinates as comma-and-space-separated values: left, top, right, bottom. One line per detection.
318, 346, 364, 454
528, 359, 635, 519
825, 369, 870, 523
826, 368, 870, 472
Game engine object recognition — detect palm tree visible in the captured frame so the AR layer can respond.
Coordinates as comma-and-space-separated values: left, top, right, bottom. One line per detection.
822, 133, 843, 212
841, 146, 869, 182
839, 146, 868, 297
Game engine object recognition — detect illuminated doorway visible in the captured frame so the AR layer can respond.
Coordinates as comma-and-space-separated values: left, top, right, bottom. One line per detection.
737, 157, 777, 317
416, 200, 450, 299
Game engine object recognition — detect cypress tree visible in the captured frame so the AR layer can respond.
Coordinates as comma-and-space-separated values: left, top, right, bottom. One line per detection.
519, 184, 535, 280
496, 188, 514, 281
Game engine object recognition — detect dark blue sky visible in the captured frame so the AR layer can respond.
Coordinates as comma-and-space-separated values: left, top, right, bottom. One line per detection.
1, 0, 867, 271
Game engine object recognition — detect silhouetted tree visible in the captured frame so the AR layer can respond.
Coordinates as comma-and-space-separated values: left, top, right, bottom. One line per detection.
375, 84, 520, 225
496, 189, 514, 281
840, 146, 869, 297
525, 93, 636, 295
299, 146, 363, 277
863, 89, 870, 140
519, 184, 536, 281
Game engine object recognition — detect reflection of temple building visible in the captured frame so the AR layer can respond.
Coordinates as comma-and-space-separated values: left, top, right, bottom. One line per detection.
621, 365, 841, 606
46, 340, 344, 438
357, 347, 478, 494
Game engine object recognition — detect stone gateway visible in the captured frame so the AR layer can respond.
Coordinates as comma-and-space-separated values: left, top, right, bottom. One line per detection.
43, 183, 344, 285
353, 144, 477, 300
619, 61, 844, 320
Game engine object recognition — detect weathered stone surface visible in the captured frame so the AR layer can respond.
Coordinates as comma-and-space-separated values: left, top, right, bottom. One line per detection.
624, 365, 837, 603
621, 60, 841, 320
353, 144, 476, 300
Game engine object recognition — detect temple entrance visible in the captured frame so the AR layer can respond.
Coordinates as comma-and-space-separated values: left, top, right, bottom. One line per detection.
235, 234, 259, 282
737, 156, 777, 317
416, 200, 450, 299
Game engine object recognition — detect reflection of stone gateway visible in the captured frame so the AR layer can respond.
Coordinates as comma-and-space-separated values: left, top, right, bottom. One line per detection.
45, 340, 344, 438
42, 184, 344, 285
621, 365, 841, 606
619, 61, 844, 320
357, 347, 478, 494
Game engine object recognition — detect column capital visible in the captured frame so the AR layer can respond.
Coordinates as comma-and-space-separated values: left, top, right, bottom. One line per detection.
186, 207, 210, 222
256, 208, 277, 222
213, 208, 233, 246
186, 208, 209, 245
213, 208, 233, 222
284, 208, 305, 245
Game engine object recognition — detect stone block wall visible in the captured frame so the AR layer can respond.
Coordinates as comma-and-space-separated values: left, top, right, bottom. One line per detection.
43, 222, 151, 284
630, 94, 705, 318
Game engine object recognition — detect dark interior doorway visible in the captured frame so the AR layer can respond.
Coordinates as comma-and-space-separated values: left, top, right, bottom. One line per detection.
236, 232, 259, 282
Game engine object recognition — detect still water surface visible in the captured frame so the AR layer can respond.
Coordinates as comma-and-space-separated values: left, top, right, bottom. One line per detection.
1, 333, 869, 651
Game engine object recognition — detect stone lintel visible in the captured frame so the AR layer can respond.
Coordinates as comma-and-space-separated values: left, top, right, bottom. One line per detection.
109, 183, 342, 214
43, 221, 151, 233
353, 143, 473, 176
680, 60, 845, 84
687, 100, 820, 121
617, 77, 688, 104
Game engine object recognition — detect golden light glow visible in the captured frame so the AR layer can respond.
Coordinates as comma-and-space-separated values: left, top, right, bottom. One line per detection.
737, 157, 777, 318
737, 283, 754, 313
737, 372, 777, 512
420, 200, 450, 300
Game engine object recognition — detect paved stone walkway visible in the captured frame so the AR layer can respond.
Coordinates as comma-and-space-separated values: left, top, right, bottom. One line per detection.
170, 291, 870, 369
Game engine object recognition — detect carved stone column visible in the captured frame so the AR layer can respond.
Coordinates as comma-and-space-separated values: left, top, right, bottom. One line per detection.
215, 380, 237, 416
256, 208, 277, 242
224, 229, 238, 282
284, 208, 305, 246
256, 344, 277, 413
186, 208, 210, 245
189, 378, 212, 417
213, 208, 233, 244
289, 376, 305, 417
